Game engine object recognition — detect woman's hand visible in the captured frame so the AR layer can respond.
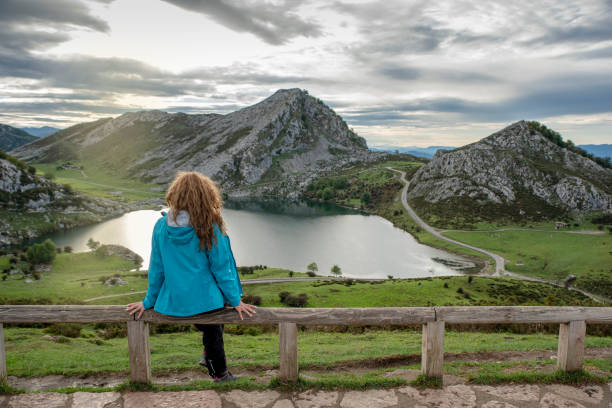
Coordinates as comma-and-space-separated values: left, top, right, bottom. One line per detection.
126, 301, 146, 319
234, 301, 257, 320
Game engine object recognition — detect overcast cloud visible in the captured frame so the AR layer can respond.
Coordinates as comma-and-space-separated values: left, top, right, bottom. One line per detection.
0, 0, 610, 146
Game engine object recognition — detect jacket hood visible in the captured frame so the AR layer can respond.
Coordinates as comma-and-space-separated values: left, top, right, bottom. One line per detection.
162, 210, 196, 245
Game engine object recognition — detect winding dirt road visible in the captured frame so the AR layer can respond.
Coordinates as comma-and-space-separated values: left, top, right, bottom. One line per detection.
386, 167, 506, 274
387, 167, 611, 303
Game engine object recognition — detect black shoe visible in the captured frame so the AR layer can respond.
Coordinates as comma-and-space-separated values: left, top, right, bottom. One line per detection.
214, 371, 238, 383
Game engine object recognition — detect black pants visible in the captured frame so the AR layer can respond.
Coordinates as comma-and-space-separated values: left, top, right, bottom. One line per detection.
194, 307, 228, 378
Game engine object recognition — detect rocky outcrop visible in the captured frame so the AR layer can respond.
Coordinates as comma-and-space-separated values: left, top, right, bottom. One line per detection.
0, 153, 163, 246
407, 121, 612, 216
13, 89, 381, 198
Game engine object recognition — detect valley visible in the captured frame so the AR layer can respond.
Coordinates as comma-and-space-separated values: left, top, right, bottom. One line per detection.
1, 89, 611, 391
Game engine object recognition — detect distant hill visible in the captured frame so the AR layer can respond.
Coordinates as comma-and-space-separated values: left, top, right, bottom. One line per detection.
0, 124, 37, 151
370, 145, 456, 159
13, 89, 381, 197
579, 144, 612, 160
21, 126, 60, 138
407, 121, 612, 227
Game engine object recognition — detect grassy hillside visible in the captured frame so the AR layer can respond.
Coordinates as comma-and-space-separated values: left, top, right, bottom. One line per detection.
442, 229, 612, 299
32, 162, 164, 202
1, 251, 604, 307
1, 250, 609, 387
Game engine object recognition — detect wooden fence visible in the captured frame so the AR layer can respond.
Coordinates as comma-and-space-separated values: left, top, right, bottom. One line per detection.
0, 305, 610, 383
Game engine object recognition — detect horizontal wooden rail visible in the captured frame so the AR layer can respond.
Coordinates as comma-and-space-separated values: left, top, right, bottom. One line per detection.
0, 305, 609, 324
0, 305, 609, 384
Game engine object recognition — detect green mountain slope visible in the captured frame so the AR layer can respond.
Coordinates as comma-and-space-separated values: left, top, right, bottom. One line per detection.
0, 124, 37, 151
13, 89, 380, 197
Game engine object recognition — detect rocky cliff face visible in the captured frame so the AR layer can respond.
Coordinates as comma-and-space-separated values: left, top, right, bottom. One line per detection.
407, 121, 612, 220
0, 152, 151, 245
0, 124, 37, 151
13, 89, 379, 197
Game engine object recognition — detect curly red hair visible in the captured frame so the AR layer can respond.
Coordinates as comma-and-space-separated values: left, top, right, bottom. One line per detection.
165, 171, 226, 250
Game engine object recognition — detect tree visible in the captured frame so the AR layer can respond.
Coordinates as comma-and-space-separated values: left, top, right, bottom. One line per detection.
307, 262, 318, 274
360, 191, 371, 205
26, 239, 56, 264
322, 187, 333, 200
331, 264, 342, 277
87, 238, 100, 251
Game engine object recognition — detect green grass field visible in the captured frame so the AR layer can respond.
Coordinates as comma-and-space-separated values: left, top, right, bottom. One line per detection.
4, 326, 611, 378
1, 251, 610, 388
442, 230, 612, 298
33, 162, 164, 202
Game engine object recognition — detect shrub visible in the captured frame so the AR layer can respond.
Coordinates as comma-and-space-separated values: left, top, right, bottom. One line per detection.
443, 282, 449, 288
322, 187, 333, 200
87, 238, 100, 251
284, 293, 308, 307
45, 323, 82, 338
242, 295, 262, 306
238, 266, 255, 275
99, 323, 127, 339
279, 291, 291, 302
63, 246, 73, 253
150, 324, 192, 334
457, 287, 464, 294
360, 191, 371, 205
278, 292, 308, 307
26, 239, 56, 264
306, 271, 316, 277
288, 271, 294, 277
224, 325, 264, 336
32, 271, 41, 280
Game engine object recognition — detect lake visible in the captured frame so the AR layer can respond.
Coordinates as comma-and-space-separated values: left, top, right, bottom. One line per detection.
39, 200, 473, 279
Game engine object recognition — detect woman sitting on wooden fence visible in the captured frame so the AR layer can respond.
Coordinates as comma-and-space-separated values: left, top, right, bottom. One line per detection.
127, 171, 256, 382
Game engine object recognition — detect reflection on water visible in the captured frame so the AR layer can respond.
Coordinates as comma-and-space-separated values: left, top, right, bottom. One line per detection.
36, 200, 470, 279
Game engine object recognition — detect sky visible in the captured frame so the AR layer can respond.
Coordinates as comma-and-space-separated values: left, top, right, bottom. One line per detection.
0, 0, 611, 147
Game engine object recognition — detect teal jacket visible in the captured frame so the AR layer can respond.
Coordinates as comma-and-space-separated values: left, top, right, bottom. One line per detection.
142, 211, 243, 316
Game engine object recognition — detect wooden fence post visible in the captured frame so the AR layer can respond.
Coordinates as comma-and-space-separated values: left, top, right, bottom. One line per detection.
421, 321, 444, 379
279, 322, 298, 382
0, 323, 6, 383
557, 320, 586, 372
127, 320, 151, 383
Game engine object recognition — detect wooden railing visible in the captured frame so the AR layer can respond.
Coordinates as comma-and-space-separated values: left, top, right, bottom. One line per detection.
0, 306, 610, 383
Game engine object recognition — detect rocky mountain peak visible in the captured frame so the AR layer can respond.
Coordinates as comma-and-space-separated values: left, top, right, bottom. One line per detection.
12, 89, 379, 197
407, 121, 612, 223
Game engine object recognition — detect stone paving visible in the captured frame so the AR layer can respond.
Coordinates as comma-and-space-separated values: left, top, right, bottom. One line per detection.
1, 382, 610, 408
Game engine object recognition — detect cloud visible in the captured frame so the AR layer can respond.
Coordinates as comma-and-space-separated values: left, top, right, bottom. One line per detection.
342, 77, 612, 126
0, 0, 110, 32
161, 0, 323, 45
0, 0, 110, 55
